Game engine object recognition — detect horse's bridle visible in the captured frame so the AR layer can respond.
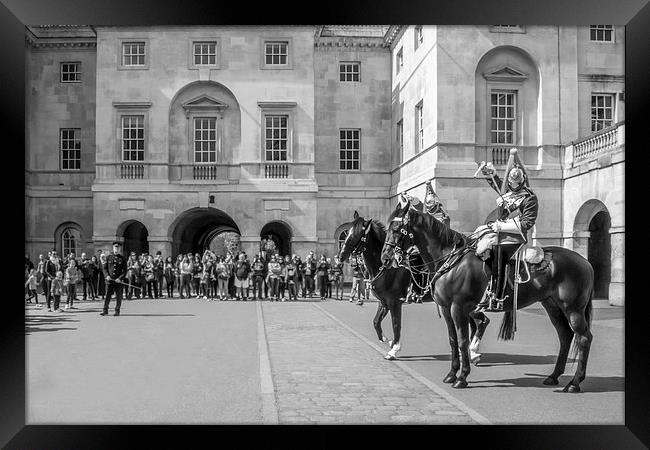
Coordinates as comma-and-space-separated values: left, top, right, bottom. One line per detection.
385, 212, 414, 266
348, 220, 373, 258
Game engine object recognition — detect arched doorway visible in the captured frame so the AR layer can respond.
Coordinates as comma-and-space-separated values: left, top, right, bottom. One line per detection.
260, 221, 292, 257
118, 221, 149, 256
588, 211, 612, 298
169, 208, 240, 258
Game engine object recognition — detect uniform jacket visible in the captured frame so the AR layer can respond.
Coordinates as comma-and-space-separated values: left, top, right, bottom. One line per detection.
103, 253, 127, 282
487, 174, 539, 238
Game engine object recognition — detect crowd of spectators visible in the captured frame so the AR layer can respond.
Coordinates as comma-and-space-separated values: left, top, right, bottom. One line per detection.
24, 247, 372, 311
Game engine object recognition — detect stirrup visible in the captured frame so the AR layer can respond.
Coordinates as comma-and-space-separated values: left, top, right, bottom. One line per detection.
484, 295, 508, 312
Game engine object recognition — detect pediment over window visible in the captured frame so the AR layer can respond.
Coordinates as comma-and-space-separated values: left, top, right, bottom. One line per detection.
483, 65, 529, 82
182, 95, 229, 116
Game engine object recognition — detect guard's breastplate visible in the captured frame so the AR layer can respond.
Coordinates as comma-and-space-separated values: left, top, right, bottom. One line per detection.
502, 190, 529, 213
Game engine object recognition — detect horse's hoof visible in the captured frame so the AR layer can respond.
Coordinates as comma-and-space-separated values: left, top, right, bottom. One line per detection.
452, 379, 468, 389
562, 383, 581, 393
443, 374, 457, 384
543, 376, 559, 386
381, 337, 388, 343
384, 354, 396, 361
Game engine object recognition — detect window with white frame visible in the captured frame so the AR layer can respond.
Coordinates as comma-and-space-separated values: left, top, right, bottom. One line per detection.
415, 102, 424, 153
490, 91, 516, 144
339, 62, 360, 82
396, 119, 404, 162
121, 115, 145, 161
338, 230, 349, 252
414, 26, 423, 50
339, 129, 360, 171
264, 115, 288, 161
194, 117, 217, 163
60, 129, 81, 170
61, 228, 78, 258
122, 42, 146, 66
60, 62, 81, 82
591, 93, 615, 132
193, 41, 217, 65
264, 41, 289, 66
590, 25, 614, 42
396, 47, 403, 73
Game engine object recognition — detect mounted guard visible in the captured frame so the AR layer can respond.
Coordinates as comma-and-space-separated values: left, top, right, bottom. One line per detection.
473, 148, 539, 312
422, 179, 451, 227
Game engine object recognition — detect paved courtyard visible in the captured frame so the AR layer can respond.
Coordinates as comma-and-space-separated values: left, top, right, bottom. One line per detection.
25, 296, 623, 425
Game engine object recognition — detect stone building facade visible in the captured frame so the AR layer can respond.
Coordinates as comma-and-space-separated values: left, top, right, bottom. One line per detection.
24, 24, 624, 303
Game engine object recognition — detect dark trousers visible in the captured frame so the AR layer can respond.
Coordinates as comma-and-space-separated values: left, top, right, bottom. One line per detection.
165, 278, 175, 298
180, 274, 191, 298
103, 282, 124, 313
317, 275, 327, 298
252, 276, 264, 299
27, 289, 38, 303
288, 282, 297, 301
146, 280, 157, 298
155, 276, 164, 297
192, 278, 200, 296
269, 277, 280, 300
492, 244, 519, 299
98, 274, 106, 298
326, 281, 332, 298
82, 277, 96, 299
303, 276, 314, 297
52, 294, 61, 310
66, 283, 76, 305
41, 278, 51, 305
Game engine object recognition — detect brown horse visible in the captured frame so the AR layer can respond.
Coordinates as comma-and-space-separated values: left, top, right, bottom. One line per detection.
381, 201, 594, 392
338, 211, 491, 361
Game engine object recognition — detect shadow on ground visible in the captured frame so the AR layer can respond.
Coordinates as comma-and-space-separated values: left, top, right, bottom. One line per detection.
468, 373, 624, 393
397, 353, 577, 365
25, 314, 79, 334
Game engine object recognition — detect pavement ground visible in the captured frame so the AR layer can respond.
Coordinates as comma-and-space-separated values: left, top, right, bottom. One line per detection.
25, 295, 623, 425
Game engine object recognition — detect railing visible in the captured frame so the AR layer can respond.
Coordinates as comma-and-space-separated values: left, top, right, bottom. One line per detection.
264, 163, 289, 179
490, 146, 512, 165
193, 165, 218, 180
572, 123, 622, 162
120, 163, 145, 179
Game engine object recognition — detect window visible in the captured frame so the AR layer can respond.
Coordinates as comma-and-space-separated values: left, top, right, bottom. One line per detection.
396, 119, 404, 162
396, 48, 403, 74
193, 41, 217, 65
415, 102, 424, 153
414, 26, 423, 50
590, 25, 614, 42
264, 115, 288, 161
60, 129, 81, 170
490, 91, 516, 144
62, 228, 78, 258
194, 118, 217, 163
339, 129, 360, 171
591, 94, 615, 132
122, 42, 146, 66
121, 115, 145, 161
60, 62, 81, 82
264, 41, 289, 66
339, 62, 360, 82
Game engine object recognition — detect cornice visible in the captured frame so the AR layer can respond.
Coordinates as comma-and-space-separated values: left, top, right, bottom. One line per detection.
25, 35, 97, 49
314, 39, 389, 49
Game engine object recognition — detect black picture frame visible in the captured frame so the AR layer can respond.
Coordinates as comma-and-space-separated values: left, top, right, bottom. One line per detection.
4, 0, 646, 447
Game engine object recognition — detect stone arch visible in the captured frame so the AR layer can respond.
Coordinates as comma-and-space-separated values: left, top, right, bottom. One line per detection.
573, 199, 612, 298
168, 207, 241, 258
475, 45, 541, 152
117, 220, 150, 257
260, 220, 293, 257
168, 80, 242, 175
334, 222, 353, 253
54, 221, 85, 257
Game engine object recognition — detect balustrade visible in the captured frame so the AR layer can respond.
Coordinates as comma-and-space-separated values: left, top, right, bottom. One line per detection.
193, 165, 218, 180
120, 163, 145, 179
264, 163, 289, 179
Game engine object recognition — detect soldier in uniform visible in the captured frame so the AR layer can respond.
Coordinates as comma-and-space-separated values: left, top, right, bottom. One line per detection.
101, 241, 128, 316
473, 150, 539, 312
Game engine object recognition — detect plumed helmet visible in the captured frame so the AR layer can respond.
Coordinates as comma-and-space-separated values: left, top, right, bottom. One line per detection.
508, 167, 525, 185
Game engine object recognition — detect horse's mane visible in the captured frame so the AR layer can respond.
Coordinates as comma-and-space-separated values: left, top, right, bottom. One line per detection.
407, 208, 466, 249
370, 219, 386, 242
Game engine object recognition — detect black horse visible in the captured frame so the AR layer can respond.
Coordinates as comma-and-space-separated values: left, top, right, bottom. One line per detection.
338, 211, 491, 361
382, 201, 594, 392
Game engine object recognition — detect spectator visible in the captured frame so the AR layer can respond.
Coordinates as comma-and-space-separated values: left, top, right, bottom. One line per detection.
350, 255, 365, 305
293, 254, 304, 298
180, 255, 192, 299
331, 256, 345, 300
164, 256, 176, 299
302, 253, 316, 298
143, 256, 156, 299
25, 268, 40, 305
234, 253, 251, 301
363, 263, 371, 301
153, 251, 165, 298
285, 257, 298, 301
267, 255, 282, 301
251, 254, 265, 300
226, 253, 236, 298
216, 255, 230, 300
98, 252, 107, 299
279, 255, 289, 300
326, 257, 334, 299
80, 252, 96, 301
192, 254, 203, 298
50, 271, 65, 313
174, 254, 183, 297
317, 255, 329, 301
64, 258, 79, 310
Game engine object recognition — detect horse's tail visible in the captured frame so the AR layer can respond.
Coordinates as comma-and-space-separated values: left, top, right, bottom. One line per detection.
497, 310, 516, 341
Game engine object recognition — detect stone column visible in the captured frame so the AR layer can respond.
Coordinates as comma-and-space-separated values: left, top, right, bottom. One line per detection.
609, 227, 625, 306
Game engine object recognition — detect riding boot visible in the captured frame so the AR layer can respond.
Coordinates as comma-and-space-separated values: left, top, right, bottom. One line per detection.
476, 254, 499, 310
